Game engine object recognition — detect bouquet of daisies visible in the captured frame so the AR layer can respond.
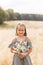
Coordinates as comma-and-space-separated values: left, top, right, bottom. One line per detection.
13, 41, 30, 53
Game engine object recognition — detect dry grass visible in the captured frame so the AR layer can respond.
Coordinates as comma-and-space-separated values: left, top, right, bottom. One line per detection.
0, 20, 43, 65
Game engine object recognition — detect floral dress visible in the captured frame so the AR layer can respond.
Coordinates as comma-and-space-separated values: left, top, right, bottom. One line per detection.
8, 37, 32, 65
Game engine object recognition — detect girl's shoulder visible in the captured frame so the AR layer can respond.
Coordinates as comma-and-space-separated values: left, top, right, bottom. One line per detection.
12, 37, 17, 43
26, 36, 31, 42
26, 37, 32, 48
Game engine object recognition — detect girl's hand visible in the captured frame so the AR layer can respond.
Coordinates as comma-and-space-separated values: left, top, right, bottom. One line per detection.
10, 48, 18, 54
13, 50, 18, 54
18, 51, 30, 59
23, 52, 28, 57
18, 52, 26, 59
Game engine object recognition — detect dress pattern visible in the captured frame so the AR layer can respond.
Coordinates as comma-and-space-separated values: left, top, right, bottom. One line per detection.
8, 37, 32, 65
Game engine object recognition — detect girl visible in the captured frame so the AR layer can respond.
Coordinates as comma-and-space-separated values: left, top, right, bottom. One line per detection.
8, 23, 32, 65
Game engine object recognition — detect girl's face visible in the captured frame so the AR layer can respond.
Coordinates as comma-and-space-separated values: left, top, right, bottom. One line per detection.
16, 25, 25, 37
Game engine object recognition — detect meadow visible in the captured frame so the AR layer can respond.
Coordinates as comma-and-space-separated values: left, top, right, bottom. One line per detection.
0, 20, 43, 65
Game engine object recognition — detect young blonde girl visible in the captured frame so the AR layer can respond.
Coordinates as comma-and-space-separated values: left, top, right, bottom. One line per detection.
8, 23, 32, 65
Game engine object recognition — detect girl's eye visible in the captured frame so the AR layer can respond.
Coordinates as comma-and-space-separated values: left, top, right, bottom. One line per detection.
18, 30, 20, 31
18, 30, 24, 31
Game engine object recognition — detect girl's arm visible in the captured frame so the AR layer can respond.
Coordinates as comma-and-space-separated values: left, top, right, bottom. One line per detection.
24, 37, 32, 56
10, 48, 18, 54
24, 48, 32, 56
9, 38, 19, 54
10, 48, 15, 53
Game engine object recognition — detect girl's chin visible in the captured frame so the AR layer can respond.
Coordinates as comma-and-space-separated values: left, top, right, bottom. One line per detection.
19, 34, 23, 36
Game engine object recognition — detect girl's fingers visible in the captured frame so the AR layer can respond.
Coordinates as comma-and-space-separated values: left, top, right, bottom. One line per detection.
18, 53, 25, 59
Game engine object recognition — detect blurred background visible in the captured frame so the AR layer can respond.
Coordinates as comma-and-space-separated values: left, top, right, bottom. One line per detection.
0, 0, 43, 65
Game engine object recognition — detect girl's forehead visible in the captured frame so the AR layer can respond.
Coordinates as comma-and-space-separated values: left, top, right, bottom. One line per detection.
17, 25, 25, 29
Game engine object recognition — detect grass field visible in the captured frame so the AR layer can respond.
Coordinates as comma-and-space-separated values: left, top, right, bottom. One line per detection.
0, 20, 43, 65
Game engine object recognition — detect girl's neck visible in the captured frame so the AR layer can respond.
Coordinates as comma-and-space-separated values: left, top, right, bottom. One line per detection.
18, 35, 25, 38
17, 36, 26, 41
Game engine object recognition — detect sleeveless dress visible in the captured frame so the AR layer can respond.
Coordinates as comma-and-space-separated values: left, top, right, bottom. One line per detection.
8, 37, 32, 65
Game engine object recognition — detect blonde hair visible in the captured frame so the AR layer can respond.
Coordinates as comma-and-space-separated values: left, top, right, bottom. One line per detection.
16, 23, 27, 36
